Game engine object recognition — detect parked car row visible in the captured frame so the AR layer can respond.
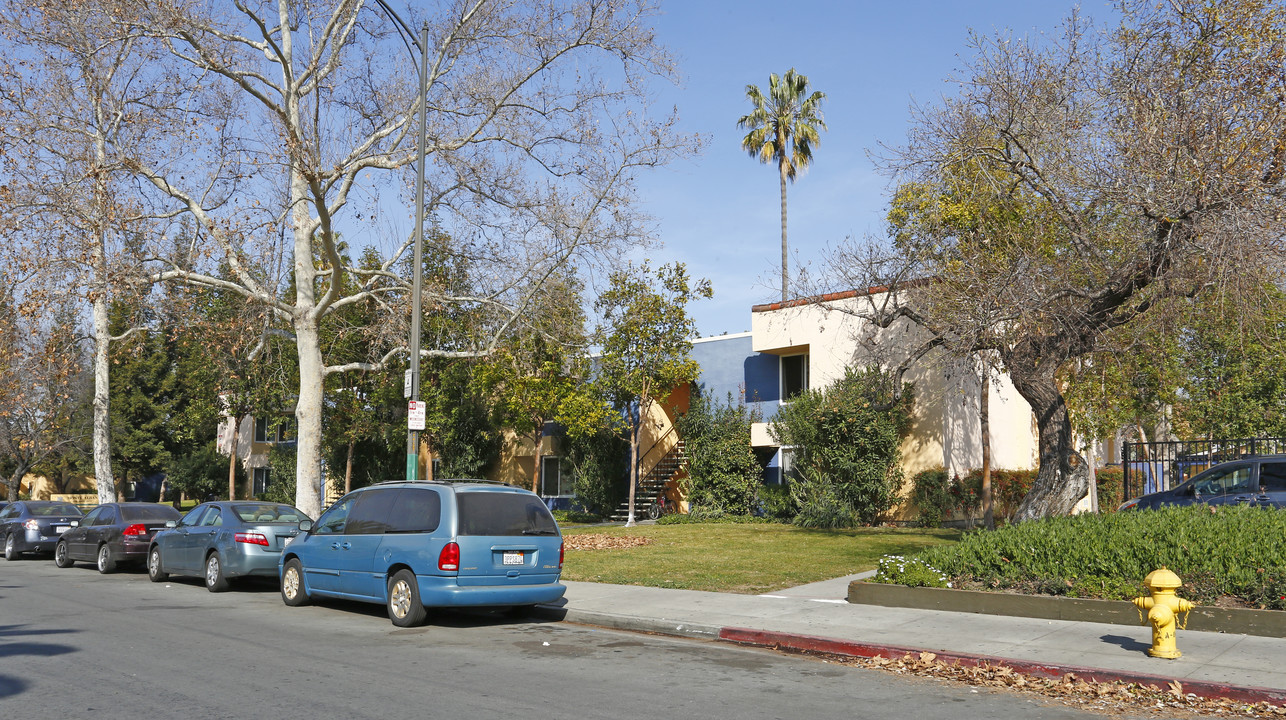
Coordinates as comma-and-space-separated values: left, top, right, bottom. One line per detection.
2, 480, 567, 628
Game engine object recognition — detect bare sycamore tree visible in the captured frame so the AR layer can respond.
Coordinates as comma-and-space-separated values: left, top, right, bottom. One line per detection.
827, 2, 1286, 521
121, 0, 692, 517
0, 1, 185, 504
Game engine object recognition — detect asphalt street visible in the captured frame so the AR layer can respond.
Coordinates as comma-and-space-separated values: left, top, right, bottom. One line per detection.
2, 558, 1130, 719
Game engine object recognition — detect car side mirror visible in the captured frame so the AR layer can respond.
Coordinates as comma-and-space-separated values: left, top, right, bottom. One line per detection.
165, 520, 177, 528
69, 520, 80, 528
298, 519, 313, 533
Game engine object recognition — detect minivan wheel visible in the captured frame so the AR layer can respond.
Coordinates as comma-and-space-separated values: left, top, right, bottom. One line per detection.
386, 569, 426, 627
54, 540, 74, 568
147, 546, 167, 582
281, 559, 310, 607
96, 544, 116, 574
205, 552, 229, 592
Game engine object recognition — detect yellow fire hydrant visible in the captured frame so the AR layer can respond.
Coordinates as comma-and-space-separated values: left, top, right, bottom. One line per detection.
1132, 566, 1193, 659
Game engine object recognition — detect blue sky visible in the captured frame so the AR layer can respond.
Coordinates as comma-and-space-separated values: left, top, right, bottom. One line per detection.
632, 0, 1113, 336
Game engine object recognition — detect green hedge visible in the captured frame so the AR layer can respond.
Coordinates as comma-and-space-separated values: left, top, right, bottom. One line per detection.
910, 466, 1127, 526
886, 504, 1286, 609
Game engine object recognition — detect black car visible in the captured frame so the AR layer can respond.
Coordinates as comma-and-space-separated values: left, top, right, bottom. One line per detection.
0, 501, 84, 559
1119, 456, 1286, 511
54, 502, 183, 573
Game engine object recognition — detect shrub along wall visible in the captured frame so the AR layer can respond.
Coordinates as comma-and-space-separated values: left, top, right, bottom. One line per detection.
880, 504, 1286, 609
909, 465, 1125, 527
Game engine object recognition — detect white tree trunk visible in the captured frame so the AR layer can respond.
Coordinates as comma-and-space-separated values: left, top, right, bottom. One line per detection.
294, 318, 325, 519
91, 271, 116, 504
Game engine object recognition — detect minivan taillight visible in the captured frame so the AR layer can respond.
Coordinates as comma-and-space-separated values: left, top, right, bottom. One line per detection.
123, 524, 147, 536
438, 542, 460, 571
559, 541, 564, 569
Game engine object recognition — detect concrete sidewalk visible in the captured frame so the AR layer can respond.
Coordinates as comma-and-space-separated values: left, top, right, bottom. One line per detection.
533, 577, 1286, 705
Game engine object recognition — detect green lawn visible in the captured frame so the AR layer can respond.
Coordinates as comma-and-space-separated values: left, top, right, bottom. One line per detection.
561, 523, 962, 594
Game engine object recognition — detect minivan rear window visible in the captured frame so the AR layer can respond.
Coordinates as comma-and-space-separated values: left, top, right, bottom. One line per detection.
456, 492, 558, 536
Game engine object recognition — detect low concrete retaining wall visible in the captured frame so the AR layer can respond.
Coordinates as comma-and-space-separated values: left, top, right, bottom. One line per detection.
848, 581, 1286, 638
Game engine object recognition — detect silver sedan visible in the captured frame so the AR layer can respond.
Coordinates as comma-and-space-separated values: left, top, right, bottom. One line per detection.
147, 501, 310, 592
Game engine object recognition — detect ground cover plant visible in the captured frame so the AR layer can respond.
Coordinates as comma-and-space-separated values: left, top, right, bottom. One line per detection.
875, 505, 1286, 609
560, 523, 960, 594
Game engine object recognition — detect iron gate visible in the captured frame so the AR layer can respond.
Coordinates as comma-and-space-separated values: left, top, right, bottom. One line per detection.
1121, 437, 1286, 500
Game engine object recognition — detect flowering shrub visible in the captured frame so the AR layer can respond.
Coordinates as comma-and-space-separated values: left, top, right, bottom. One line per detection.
874, 554, 950, 588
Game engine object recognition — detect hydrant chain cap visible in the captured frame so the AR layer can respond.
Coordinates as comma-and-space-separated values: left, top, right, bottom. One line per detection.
1143, 566, 1183, 590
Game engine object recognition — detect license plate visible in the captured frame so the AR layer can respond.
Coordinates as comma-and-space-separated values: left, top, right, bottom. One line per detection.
503, 551, 524, 566
52, 526, 68, 534
280, 535, 294, 547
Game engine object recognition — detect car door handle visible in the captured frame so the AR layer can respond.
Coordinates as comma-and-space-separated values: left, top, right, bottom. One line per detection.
330, 542, 351, 550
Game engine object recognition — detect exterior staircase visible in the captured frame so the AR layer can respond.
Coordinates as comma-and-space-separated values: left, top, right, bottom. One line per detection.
610, 440, 686, 522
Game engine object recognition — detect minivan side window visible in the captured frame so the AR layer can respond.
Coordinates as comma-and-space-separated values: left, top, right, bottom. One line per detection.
456, 492, 557, 536
385, 489, 441, 533
315, 496, 355, 535
346, 491, 395, 535
1260, 463, 1286, 492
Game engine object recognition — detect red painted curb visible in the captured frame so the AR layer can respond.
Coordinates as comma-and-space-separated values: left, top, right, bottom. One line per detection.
719, 627, 1286, 706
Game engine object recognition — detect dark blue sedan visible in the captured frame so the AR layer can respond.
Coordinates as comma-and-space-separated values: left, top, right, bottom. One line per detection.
0, 501, 84, 559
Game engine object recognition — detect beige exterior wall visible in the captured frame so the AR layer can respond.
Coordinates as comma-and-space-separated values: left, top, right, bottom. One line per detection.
20, 473, 95, 500
749, 292, 1039, 486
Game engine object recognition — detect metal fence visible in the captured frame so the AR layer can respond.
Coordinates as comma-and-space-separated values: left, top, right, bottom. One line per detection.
1121, 437, 1286, 500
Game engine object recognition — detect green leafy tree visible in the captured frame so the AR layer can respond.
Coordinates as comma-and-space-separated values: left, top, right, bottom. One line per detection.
484, 273, 587, 493
738, 68, 826, 302
677, 391, 761, 515
596, 262, 711, 525
163, 442, 233, 504
834, 2, 1286, 521
557, 384, 628, 518
107, 301, 175, 493
320, 246, 402, 495
770, 366, 913, 526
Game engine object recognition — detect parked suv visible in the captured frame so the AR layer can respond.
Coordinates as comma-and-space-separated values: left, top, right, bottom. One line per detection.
1119, 456, 1286, 511
279, 481, 565, 627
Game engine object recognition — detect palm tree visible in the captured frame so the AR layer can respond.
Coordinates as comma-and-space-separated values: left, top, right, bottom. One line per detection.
737, 69, 826, 303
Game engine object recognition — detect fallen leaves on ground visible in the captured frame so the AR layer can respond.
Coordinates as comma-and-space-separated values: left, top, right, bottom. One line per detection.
563, 534, 653, 551
819, 651, 1286, 717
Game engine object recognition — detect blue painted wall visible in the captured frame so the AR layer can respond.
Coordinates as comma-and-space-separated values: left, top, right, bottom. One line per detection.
689, 334, 782, 421
688, 335, 787, 485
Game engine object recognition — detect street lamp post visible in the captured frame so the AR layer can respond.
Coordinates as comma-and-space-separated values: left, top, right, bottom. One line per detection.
371, 1, 430, 482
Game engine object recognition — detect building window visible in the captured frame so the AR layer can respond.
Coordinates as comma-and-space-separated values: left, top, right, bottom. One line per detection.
540, 456, 570, 497
781, 354, 809, 401
253, 467, 270, 496
254, 417, 296, 444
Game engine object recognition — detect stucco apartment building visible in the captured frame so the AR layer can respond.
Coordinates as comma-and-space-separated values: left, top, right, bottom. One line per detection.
628, 286, 1044, 517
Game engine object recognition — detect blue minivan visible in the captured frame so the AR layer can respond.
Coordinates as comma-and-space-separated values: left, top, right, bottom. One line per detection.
279, 480, 565, 627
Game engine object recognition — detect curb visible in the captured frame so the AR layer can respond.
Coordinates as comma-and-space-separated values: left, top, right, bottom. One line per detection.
532, 603, 1286, 707
720, 627, 1286, 706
